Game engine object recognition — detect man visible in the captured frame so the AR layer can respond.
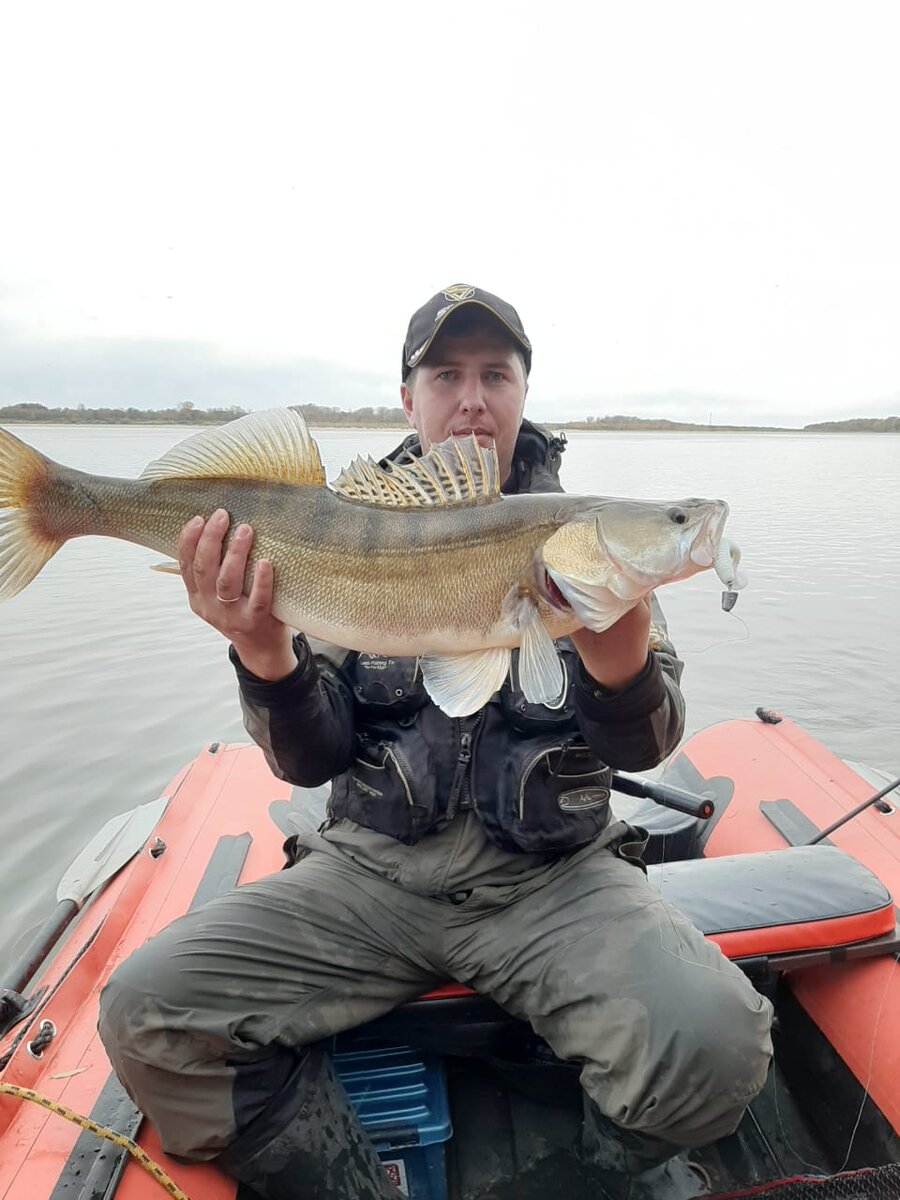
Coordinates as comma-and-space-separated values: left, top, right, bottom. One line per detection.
99, 285, 773, 1200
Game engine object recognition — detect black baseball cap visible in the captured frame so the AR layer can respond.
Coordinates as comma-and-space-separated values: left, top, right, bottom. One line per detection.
401, 284, 532, 381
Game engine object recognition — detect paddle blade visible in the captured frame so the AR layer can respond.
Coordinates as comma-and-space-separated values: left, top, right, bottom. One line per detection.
57, 795, 168, 906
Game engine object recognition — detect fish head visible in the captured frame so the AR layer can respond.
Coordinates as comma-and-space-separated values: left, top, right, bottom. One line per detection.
539, 497, 730, 631
594, 496, 730, 587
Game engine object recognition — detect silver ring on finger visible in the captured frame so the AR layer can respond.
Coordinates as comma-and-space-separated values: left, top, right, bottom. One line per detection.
216, 591, 242, 604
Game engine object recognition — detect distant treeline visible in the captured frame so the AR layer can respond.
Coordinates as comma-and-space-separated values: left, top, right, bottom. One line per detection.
0, 401, 247, 425
292, 404, 407, 426
559, 414, 786, 432
561, 413, 900, 433
2, 402, 897, 432
0, 401, 408, 427
803, 416, 900, 432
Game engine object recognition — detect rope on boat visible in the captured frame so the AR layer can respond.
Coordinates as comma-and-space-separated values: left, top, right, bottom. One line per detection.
0, 1082, 191, 1200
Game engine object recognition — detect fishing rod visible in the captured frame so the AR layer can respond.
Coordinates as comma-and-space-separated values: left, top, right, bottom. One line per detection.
805, 774, 900, 846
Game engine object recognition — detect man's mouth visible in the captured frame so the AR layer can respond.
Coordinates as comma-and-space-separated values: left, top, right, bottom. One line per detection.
452, 427, 493, 442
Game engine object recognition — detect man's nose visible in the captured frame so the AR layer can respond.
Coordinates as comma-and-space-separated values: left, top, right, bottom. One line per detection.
458, 376, 487, 413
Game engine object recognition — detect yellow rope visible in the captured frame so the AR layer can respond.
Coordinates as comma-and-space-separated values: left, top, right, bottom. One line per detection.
0, 1082, 191, 1200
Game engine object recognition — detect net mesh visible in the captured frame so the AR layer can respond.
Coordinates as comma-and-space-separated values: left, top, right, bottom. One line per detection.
709, 1164, 900, 1199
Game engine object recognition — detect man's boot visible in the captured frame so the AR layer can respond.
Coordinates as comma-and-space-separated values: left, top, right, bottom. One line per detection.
579, 1098, 708, 1200
217, 1044, 400, 1200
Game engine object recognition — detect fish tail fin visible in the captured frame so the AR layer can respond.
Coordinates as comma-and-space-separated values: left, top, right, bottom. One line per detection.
0, 426, 66, 601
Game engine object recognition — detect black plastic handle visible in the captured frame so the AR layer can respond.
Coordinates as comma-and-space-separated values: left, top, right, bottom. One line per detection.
610, 772, 715, 820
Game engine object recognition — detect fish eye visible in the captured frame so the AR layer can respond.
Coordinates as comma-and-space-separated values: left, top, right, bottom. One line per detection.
667, 506, 689, 525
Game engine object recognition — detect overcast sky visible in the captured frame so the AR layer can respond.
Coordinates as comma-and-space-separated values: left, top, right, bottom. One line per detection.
2, 1, 899, 428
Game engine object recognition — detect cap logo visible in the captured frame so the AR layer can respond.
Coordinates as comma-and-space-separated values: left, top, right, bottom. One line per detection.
442, 284, 476, 303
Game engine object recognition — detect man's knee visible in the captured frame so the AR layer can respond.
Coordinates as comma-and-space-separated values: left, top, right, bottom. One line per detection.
98, 934, 197, 1079
665, 978, 773, 1144
583, 974, 774, 1147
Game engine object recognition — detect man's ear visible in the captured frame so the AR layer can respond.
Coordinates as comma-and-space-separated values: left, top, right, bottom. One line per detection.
400, 384, 415, 425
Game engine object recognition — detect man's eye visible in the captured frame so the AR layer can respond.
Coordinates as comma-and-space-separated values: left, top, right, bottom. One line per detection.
437, 370, 457, 381
485, 371, 505, 383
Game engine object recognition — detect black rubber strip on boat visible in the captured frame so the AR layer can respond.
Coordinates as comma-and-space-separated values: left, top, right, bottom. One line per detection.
758, 798, 830, 847
49, 832, 252, 1200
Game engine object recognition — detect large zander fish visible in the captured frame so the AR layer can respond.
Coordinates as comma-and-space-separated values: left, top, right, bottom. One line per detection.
0, 409, 734, 716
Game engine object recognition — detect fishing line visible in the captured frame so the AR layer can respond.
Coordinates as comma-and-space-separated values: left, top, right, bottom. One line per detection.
833, 952, 898, 1173
679, 534, 752, 653
769, 1057, 829, 1176
652, 901, 734, 974
769, 953, 899, 1178
682, 610, 750, 655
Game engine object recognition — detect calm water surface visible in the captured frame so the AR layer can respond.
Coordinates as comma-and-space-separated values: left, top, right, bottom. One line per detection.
1, 425, 898, 967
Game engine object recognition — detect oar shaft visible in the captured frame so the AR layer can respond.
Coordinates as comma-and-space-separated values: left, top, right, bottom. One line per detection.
1, 899, 78, 996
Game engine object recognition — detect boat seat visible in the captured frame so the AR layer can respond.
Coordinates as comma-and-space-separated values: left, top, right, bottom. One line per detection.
647, 843, 897, 963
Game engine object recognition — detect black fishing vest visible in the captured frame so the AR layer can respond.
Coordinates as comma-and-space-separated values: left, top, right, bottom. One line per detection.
324, 421, 613, 854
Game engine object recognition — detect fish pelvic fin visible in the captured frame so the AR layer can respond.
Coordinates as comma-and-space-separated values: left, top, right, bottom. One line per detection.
331, 434, 500, 508
0, 426, 65, 601
420, 647, 511, 717
139, 409, 326, 486
150, 560, 182, 575
518, 614, 565, 707
500, 584, 566, 707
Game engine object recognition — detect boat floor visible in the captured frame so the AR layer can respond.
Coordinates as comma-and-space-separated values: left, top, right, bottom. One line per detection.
368, 992, 897, 1200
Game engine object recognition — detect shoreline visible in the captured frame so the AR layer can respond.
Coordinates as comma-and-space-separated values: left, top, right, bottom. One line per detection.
2, 419, 897, 434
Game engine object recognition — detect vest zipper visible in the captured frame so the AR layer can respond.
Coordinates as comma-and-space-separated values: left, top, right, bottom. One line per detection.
447, 715, 480, 821
385, 745, 415, 807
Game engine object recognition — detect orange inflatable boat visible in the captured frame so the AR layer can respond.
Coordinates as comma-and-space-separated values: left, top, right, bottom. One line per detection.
1, 709, 898, 1199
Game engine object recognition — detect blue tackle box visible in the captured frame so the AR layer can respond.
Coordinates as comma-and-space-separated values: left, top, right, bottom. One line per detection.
333, 1036, 452, 1200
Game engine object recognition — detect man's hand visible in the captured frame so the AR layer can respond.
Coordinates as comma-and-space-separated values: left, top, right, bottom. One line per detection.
177, 509, 297, 681
569, 599, 651, 692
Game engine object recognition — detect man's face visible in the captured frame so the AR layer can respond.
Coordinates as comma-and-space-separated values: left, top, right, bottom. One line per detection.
400, 329, 528, 485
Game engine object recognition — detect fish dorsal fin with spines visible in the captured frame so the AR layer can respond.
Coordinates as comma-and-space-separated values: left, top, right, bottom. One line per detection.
331, 435, 501, 508
139, 409, 326, 485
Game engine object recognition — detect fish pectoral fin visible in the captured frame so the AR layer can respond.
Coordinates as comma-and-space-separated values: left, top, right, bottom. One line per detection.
331, 435, 500, 508
546, 568, 634, 633
139, 409, 326, 486
518, 615, 565, 706
150, 560, 183, 575
420, 648, 511, 718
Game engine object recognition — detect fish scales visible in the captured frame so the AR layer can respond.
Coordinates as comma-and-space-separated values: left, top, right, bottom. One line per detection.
27, 467, 569, 649
257, 489, 576, 649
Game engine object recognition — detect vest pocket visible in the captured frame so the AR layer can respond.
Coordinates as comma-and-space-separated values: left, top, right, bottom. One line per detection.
336, 733, 438, 844
489, 736, 612, 853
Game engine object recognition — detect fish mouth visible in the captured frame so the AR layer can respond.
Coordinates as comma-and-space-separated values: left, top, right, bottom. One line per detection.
689, 501, 730, 568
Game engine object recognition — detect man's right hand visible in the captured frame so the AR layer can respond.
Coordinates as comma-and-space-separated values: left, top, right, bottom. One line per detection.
177, 509, 298, 681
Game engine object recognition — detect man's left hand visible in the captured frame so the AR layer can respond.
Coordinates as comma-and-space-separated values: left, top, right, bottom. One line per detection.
569, 599, 651, 692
